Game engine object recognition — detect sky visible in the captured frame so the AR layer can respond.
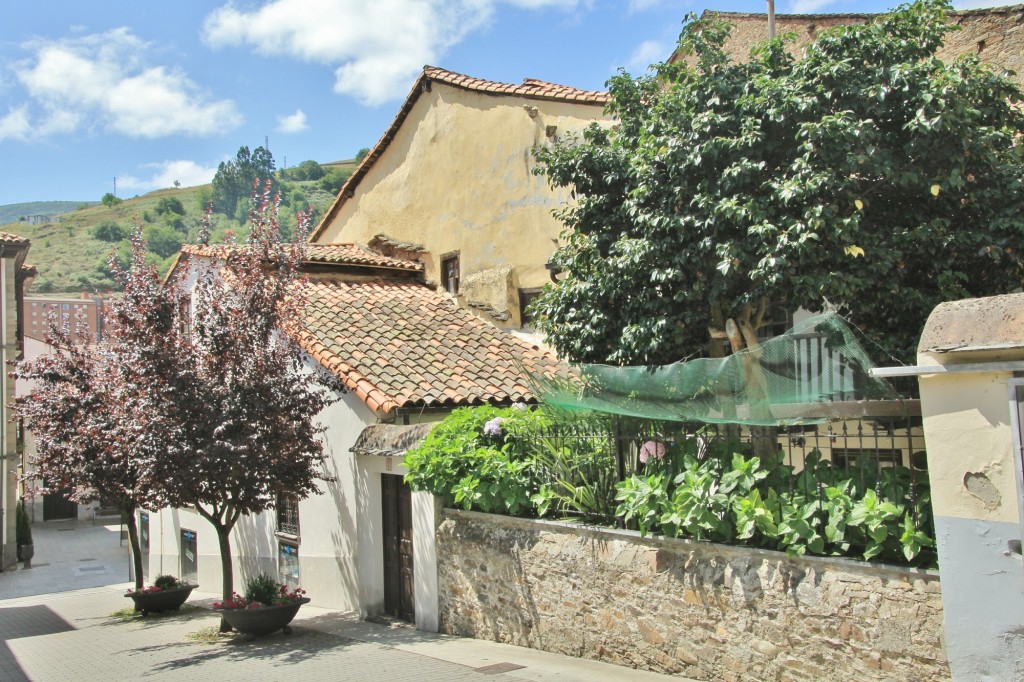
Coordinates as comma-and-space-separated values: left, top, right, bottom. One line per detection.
0, 0, 1007, 205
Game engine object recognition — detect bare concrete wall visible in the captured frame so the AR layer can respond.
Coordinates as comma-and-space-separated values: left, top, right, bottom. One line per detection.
437, 510, 948, 682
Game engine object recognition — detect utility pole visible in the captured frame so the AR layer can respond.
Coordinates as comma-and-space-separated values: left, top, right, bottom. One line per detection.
768, 0, 776, 39
113, 177, 117, 198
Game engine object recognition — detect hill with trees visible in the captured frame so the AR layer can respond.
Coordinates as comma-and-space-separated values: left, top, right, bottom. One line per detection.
0, 151, 364, 293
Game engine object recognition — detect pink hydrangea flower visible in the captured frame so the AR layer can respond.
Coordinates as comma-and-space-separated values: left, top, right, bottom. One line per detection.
639, 440, 666, 464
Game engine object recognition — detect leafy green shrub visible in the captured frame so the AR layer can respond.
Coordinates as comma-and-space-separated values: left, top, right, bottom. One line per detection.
15, 500, 31, 546
404, 405, 548, 516
531, 420, 620, 523
244, 573, 280, 606
155, 197, 185, 216
319, 168, 352, 194
153, 574, 181, 589
143, 224, 183, 259
615, 446, 934, 565
93, 220, 127, 242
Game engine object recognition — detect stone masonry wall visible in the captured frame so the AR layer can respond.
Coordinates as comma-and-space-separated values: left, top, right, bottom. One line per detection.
437, 510, 949, 681
696, 5, 1024, 88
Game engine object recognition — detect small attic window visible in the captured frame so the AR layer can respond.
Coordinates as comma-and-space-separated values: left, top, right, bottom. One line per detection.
441, 253, 460, 295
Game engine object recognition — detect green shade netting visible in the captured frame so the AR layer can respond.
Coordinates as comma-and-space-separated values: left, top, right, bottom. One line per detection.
530, 312, 899, 426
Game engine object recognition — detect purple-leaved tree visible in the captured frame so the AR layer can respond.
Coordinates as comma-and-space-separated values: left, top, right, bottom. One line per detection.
168, 183, 333, 630
14, 228, 188, 590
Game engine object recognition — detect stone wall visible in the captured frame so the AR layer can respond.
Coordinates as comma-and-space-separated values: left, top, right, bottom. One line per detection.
693, 5, 1024, 88
437, 510, 949, 681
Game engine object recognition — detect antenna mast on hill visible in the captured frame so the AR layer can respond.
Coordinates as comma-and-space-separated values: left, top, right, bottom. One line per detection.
768, 0, 776, 39
113, 177, 117, 198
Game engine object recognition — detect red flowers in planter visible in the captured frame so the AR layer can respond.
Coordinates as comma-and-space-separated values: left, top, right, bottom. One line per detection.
213, 585, 307, 610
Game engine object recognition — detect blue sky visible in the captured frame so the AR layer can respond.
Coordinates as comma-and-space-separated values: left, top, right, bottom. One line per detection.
0, 0, 1004, 204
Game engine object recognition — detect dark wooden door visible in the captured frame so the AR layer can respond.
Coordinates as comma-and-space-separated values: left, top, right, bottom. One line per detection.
42, 487, 77, 520
382, 474, 414, 622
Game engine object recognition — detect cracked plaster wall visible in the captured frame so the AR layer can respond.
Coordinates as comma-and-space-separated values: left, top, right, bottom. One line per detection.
918, 344, 1024, 680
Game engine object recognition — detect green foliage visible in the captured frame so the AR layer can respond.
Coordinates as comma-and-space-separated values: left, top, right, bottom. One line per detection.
154, 197, 185, 217
92, 220, 127, 242
531, 429, 620, 523
143, 224, 183, 259
319, 168, 352, 195
15, 500, 31, 546
244, 573, 279, 606
406, 407, 935, 566
615, 446, 933, 564
292, 160, 325, 182
100, 193, 122, 208
404, 405, 548, 516
153, 574, 181, 589
355, 147, 370, 163
211, 146, 276, 218
533, 0, 1024, 365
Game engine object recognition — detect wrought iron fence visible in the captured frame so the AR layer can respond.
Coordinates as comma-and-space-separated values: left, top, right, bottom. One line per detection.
526, 402, 928, 529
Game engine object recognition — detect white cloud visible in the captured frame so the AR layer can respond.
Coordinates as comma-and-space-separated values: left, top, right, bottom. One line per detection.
628, 0, 665, 12
12, 28, 242, 140
627, 40, 668, 73
790, 0, 837, 12
277, 109, 308, 134
119, 160, 219, 192
203, 0, 586, 106
0, 107, 32, 141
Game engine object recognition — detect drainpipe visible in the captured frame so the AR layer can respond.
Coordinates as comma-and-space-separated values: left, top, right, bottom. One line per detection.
1, 247, 7, 565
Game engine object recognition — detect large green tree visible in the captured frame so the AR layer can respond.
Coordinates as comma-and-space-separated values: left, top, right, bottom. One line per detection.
533, 0, 1024, 367
211, 145, 276, 218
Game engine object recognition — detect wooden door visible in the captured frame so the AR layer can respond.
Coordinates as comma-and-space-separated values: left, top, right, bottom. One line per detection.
381, 474, 414, 622
42, 487, 77, 520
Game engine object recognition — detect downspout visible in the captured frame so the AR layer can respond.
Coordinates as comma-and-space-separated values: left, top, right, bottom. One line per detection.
1, 246, 7, 565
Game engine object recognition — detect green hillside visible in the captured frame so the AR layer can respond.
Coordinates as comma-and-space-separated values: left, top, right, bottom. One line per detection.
0, 201, 98, 226
0, 164, 352, 294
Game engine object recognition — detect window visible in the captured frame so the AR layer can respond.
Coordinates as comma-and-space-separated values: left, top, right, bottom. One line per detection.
276, 494, 300, 587
1010, 379, 1024, 542
61, 304, 70, 310
441, 253, 460, 295
179, 297, 192, 338
830, 447, 903, 470
276, 494, 300, 537
519, 288, 543, 328
279, 541, 299, 588
756, 302, 793, 342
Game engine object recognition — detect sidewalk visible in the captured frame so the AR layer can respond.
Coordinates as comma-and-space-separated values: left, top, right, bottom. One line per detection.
0, 516, 130, 601
0, 520, 693, 681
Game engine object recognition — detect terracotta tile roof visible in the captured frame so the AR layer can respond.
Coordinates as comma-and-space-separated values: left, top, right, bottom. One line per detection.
422, 66, 608, 105
351, 423, 436, 456
309, 65, 609, 242
298, 277, 566, 415
178, 242, 422, 271
0, 231, 30, 248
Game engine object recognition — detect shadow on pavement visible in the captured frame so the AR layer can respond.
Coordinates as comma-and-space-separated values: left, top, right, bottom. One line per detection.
0, 605, 77, 682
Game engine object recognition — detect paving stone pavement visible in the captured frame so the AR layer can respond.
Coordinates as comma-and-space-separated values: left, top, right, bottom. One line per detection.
0, 519, 690, 682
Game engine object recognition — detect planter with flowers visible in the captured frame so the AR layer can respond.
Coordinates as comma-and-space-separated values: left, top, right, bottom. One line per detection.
213, 573, 309, 636
125, 574, 197, 615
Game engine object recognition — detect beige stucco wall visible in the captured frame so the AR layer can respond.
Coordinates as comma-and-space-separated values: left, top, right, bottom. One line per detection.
917, 357, 1020, 524
314, 83, 609, 327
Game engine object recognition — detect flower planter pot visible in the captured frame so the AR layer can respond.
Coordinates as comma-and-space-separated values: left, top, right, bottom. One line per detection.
17, 543, 33, 569
127, 584, 197, 616
217, 598, 310, 636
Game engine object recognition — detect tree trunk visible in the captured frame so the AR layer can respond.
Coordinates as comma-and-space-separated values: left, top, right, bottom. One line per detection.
123, 504, 144, 592
215, 521, 234, 633
719, 303, 778, 460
